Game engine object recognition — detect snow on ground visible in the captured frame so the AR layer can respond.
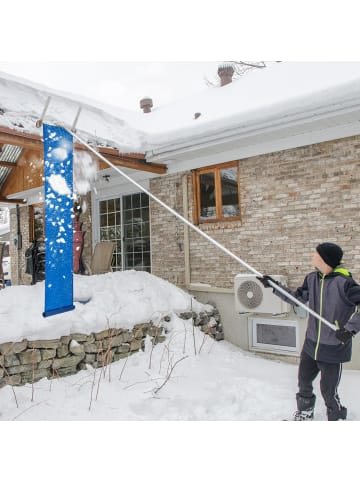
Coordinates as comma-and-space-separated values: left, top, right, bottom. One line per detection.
1, 271, 358, 482
1, 271, 359, 422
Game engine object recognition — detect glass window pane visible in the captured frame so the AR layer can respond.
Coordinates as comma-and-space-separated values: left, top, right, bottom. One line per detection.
132, 194, 140, 209
100, 213, 107, 227
123, 195, 132, 210
108, 199, 115, 212
124, 224, 133, 238
141, 207, 149, 222
199, 172, 216, 220
142, 222, 150, 237
108, 227, 116, 240
141, 192, 149, 207
108, 212, 115, 226
100, 227, 108, 241
256, 324, 297, 348
220, 167, 240, 218
99, 200, 107, 214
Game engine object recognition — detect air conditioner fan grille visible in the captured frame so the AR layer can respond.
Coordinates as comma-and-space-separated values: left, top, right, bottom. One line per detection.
237, 280, 263, 309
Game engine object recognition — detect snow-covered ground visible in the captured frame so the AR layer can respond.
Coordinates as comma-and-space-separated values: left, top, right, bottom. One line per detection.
1, 271, 359, 422
1, 271, 358, 482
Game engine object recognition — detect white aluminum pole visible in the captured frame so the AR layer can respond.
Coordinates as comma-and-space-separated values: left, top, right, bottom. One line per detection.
67, 128, 336, 332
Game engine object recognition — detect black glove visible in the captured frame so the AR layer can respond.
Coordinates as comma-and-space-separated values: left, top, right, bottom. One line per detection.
335, 327, 355, 344
256, 275, 279, 289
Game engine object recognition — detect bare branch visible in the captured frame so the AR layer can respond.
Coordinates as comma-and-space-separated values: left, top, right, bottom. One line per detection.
154, 355, 188, 395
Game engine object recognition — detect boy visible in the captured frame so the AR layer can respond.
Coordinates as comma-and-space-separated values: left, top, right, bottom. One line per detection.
259, 242, 360, 421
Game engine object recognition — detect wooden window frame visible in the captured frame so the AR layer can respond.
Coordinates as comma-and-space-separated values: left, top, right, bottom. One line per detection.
193, 160, 241, 224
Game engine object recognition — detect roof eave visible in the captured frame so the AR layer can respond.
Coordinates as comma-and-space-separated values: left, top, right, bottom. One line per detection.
146, 99, 360, 162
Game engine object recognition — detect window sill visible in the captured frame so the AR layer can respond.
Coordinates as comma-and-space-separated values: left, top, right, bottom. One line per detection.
196, 219, 242, 231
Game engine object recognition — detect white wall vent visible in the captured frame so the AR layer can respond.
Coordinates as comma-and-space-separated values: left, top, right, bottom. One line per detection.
234, 274, 289, 315
248, 317, 299, 355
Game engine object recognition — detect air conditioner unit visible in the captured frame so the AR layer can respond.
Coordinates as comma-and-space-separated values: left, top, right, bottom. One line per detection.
234, 274, 290, 315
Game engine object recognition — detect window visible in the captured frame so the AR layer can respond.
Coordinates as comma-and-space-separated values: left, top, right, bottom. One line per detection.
193, 161, 240, 223
99, 192, 151, 273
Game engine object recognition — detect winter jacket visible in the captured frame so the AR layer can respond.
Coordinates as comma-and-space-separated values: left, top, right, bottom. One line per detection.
275, 267, 360, 363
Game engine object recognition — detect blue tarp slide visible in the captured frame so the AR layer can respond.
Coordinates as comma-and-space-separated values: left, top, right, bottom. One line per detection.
43, 124, 75, 317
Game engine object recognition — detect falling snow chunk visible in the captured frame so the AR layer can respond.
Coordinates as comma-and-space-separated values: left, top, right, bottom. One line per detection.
48, 174, 71, 196
51, 147, 70, 162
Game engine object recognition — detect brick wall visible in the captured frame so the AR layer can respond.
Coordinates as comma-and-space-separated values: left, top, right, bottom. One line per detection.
150, 173, 188, 286
150, 135, 360, 289
9, 205, 32, 285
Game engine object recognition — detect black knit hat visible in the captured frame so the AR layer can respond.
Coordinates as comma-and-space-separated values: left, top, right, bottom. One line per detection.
316, 242, 343, 268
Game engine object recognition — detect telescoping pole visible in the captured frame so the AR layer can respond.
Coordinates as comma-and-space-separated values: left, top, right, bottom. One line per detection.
67, 128, 336, 332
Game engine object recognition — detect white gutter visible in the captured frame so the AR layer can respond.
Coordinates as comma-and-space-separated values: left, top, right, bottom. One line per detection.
146, 98, 360, 162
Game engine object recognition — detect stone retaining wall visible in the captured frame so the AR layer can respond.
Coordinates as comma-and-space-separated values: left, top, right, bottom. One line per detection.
0, 321, 166, 389
0, 309, 222, 389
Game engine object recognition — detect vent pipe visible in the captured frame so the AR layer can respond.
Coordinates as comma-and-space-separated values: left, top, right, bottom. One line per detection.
217, 64, 234, 86
140, 97, 153, 113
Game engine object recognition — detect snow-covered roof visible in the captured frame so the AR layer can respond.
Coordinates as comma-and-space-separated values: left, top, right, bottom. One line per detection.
2, 62, 360, 158
138, 62, 360, 154
0, 70, 147, 153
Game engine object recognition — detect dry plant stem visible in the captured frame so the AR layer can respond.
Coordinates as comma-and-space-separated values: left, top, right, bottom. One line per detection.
158, 344, 167, 374
88, 365, 97, 411
102, 320, 113, 380
31, 348, 35, 402
124, 376, 163, 390
207, 338, 216, 354
2, 365, 19, 408
154, 355, 188, 394
95, 341, 104, 401
159, 333, 176, 374
119, 354, 130, 381
192, 319, 197, 356
2, 345, 19, 408
147, 310, 170, 371
12, 400, 44, 420
198, 332, 208, 354
148, 319, 163, 370
182, 321, 187, 354
191, 300, 197, 356
104, 328, 114, 382
89, 344, 102, 410
49, 367, 59, 392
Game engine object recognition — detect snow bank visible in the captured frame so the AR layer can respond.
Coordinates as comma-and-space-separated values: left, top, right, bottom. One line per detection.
0, 270, 212, 344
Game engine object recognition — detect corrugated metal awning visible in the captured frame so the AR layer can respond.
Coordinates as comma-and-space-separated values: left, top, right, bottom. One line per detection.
0, 144, 23, 194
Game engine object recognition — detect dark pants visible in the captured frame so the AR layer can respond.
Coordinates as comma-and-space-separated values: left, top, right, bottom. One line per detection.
297, 350, 347, 421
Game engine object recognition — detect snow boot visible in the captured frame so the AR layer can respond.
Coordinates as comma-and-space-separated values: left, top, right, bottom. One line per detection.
293, 393, 316, 421
327, 405, 347, 421
293, 408, 314, 421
